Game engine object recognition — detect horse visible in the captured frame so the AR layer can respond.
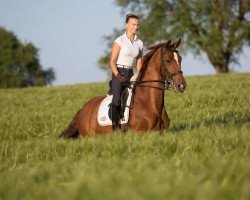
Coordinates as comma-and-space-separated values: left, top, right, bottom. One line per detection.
59, 39, 187, 138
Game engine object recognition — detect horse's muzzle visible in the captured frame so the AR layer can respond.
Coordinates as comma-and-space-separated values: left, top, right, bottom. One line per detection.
178, 83, 185, 92
173, 82, 185, 93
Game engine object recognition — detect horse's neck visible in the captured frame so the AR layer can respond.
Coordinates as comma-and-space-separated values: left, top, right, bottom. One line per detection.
139, 52, 162, 81
134, 54, 164, 112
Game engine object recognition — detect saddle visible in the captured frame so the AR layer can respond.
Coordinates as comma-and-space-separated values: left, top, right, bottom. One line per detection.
97, 77, 136, 126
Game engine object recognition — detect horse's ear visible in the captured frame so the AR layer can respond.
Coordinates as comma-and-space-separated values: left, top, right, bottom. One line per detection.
166, 39, 171, 47
173, 38, 181, 49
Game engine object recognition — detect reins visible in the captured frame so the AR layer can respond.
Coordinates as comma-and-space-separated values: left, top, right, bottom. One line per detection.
125, 80, 166, 90
123, 46, 183, 91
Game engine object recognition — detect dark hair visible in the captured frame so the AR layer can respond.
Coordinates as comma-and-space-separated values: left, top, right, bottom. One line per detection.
125, 13, 139, 23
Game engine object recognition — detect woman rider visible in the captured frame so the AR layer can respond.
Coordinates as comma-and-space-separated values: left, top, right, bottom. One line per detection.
109, 13, 143, 131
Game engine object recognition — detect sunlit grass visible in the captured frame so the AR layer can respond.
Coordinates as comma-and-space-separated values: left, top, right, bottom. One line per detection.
0, 73, 249, 200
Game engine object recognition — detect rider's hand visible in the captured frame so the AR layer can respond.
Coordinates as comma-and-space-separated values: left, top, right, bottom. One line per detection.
116, 73, 125, 83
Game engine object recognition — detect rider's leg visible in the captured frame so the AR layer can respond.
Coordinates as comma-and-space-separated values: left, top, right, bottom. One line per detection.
111, 71, 123, 131
111, 68, 133, 131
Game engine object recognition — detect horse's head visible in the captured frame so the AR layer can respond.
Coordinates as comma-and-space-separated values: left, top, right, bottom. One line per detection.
138, 39, 187, 93
159, 39, 187, 93
145, 39, 187, 93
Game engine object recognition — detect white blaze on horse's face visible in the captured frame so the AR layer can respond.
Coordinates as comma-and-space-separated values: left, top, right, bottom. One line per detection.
173, 51, 185, 93
173, 52, 180, 68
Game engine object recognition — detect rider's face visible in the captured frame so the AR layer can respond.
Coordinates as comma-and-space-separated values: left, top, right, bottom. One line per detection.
126, 18, 139, 34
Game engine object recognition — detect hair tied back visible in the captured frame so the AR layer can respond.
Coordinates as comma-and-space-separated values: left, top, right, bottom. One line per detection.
125, 13, 139, 23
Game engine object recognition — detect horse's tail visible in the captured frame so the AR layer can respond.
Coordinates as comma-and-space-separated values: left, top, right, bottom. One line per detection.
59, 110, 81, 139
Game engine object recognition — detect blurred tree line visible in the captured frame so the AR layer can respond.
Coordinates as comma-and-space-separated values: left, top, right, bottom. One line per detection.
99, 0, 250, 74
0, 27, 55, 88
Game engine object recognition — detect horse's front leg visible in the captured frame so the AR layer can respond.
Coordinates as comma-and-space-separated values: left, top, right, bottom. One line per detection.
161, 106, 170, 131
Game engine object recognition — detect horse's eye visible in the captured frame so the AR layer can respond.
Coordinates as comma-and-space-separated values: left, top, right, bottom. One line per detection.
165, 60, 171, 64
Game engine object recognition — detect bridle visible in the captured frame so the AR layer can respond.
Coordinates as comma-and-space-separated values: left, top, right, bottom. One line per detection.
124, 46, 183, 91
159, 47, 183, 90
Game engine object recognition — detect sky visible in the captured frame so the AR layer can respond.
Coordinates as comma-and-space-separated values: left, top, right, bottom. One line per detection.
0, 0, 249, 86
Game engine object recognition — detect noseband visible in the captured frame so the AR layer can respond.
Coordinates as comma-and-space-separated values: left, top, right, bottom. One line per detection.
127, 46, 183, 91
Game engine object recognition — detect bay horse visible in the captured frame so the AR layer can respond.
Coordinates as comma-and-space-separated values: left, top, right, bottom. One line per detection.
59, 39, 187, 138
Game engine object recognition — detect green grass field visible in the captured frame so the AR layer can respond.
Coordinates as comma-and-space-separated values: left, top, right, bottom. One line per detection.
0, 73, 249, 200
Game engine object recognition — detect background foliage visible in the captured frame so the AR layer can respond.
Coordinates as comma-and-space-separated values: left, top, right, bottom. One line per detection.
99, 0, 250, 74
0, 27, 55, 88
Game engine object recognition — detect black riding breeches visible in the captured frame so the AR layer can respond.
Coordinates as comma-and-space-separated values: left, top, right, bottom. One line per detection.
111, 68, 133, 106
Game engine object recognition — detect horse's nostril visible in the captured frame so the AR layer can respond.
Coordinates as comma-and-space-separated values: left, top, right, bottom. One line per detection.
178, 83, 184, 90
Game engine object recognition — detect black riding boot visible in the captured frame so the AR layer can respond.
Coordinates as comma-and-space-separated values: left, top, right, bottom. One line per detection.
111, 105, 120, 131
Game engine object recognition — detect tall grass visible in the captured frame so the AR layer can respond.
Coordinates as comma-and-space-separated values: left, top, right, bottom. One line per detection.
0, 73, 249, 200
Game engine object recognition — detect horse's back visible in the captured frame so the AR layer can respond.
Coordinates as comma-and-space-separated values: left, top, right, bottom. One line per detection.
78, 95, 112, 136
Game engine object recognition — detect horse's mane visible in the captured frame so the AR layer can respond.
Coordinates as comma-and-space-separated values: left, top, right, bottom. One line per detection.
137, 40, 174, 80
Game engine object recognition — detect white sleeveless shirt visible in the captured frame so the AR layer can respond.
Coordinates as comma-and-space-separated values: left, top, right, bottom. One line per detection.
114, 32, 143, 67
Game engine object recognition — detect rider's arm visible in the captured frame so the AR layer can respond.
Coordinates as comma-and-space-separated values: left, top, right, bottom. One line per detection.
109, 43, 120, 76
136, 49, 143, 72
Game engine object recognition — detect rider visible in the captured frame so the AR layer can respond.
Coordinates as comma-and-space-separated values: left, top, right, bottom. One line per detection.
109, 13, 143, 131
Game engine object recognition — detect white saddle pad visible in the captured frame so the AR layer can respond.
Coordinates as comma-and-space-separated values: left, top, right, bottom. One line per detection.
97, 84, 134, 126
